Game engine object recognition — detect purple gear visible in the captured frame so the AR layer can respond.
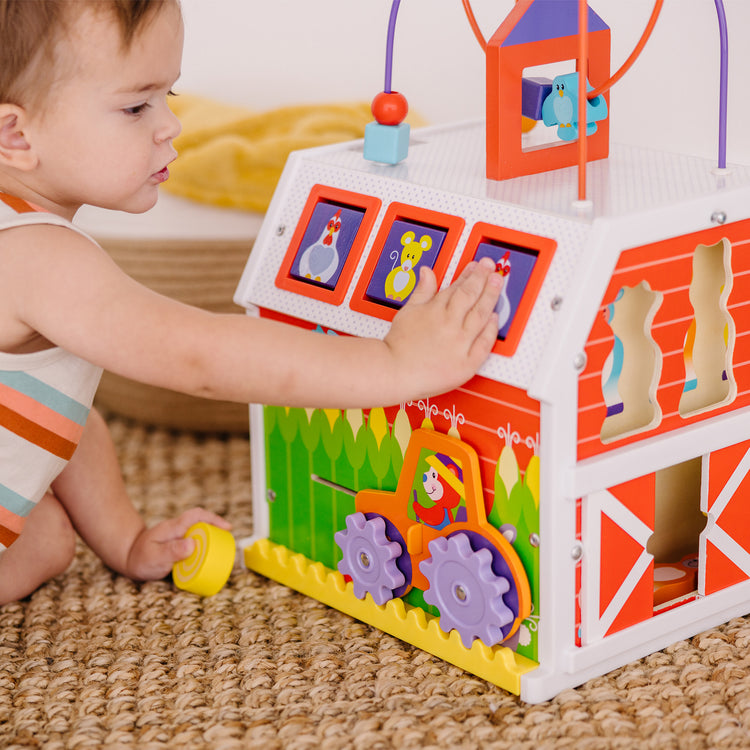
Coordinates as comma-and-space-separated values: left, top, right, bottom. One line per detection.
334, 512, 406, 605
420, 533, 514, 649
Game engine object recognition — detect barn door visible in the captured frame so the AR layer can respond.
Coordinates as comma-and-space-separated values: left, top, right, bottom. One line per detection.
581, 474, 655, 643
700, 439, 750, 595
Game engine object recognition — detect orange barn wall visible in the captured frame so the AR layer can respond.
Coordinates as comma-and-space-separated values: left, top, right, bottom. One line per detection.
577, 220, 750, 460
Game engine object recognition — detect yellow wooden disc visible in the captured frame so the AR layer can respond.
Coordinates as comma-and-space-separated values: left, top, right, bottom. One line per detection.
172, 522, 235, 596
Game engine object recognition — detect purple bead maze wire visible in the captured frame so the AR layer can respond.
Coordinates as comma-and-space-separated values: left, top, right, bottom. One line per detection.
715, 0, 728, 170
384, 0, 401, 94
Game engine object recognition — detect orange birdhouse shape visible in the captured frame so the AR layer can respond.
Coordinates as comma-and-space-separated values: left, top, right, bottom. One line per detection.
486, 0, 611, 181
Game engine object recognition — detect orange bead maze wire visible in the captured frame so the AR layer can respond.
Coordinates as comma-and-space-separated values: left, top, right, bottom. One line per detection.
462, 0, 487, 52
588, 0, 664, 99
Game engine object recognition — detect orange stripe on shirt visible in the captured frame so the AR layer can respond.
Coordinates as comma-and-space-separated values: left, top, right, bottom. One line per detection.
0, 403, 77, 460
0, 505, 25, 534
0, 523, 19, 548
0, 193, 41, 214
0, 381, 84, 444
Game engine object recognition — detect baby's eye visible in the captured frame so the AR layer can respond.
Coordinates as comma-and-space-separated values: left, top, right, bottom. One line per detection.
123, 102, 150, 116
123, 89, 176, 116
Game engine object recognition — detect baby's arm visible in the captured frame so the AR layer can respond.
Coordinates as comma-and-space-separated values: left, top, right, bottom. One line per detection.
4, 224, 501, 409
175, 257, 501, 408
51, 408, 230, 581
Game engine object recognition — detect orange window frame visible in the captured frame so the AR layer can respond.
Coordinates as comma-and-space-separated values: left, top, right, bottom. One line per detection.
455, 222, 556, 357
275, 184, 381, 305
350, 202, 465, 322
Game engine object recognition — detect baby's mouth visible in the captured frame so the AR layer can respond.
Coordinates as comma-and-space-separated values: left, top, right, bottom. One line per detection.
153, 166, 170, 183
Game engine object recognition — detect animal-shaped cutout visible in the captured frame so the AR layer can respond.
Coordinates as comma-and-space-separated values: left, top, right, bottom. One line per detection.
384, 231, 432, 302
412, 453, 464, 530
600, 293, 625, 419
600, 282, 663, 443
494, 251, 512, 329
541, 73, 608, 142
297, 209, 342, 283
679, 239, 736, 417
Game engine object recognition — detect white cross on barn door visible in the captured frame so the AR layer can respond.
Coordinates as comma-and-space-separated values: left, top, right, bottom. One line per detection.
582, 474, 655, 644
700, 439, 750, 595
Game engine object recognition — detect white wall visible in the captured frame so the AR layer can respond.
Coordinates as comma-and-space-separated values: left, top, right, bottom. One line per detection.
178, 0, 750, 165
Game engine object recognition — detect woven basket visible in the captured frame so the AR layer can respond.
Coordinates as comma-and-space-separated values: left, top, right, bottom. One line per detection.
94, 236, 253, 433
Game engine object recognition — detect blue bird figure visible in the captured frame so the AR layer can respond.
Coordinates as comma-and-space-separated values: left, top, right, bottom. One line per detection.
541, 72, 607, 142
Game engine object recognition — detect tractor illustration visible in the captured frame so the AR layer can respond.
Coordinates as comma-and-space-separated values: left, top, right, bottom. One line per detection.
334, 428, 531, 648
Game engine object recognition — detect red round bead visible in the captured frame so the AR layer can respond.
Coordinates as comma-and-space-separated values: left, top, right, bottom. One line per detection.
371, 91, 409, 126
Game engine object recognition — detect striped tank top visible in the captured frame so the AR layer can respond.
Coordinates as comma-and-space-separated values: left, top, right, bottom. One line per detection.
0, 194, 103, 551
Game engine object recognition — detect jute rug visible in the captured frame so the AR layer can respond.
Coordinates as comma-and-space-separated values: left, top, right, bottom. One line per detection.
3, 417, 750, 749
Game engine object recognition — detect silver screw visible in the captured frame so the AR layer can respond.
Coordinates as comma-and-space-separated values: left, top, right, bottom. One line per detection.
276, 224, 286, 236
551, 296, 563, 311
571, 543, 583, 561
529, 533, 541, 548
573, 352, 587, 371
711, 211, 727, 225
266, 489, 277, 503
359, 552, 371, 568
454, 585, 467, 602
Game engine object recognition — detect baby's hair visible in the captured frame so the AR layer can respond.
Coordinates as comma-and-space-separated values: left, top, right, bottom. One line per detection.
0, 0, 177, 108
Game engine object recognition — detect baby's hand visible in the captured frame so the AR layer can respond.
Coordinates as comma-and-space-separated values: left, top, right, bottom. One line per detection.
384, 257, 501, 400
126, 507, 232, 581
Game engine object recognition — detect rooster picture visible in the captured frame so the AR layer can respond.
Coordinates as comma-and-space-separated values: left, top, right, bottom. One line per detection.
297, 208, 343, 284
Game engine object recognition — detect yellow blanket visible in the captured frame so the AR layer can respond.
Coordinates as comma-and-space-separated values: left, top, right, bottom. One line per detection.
164, 95, 375, 213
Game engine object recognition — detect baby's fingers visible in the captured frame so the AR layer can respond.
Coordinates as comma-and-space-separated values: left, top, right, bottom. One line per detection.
468, 313, 501, 366
446, 258, 501, 326
407, 265, 438, 306
168, 537, 197, 564
153, 507, 231, 545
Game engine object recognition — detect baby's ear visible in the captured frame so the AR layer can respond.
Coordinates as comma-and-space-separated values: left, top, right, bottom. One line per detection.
0, 105, 37, 170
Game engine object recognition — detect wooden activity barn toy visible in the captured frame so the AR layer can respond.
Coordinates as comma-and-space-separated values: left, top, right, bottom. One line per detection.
232, 0, 750, 703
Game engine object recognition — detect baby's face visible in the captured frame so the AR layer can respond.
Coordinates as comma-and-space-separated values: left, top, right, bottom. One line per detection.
23, 1, 184, 217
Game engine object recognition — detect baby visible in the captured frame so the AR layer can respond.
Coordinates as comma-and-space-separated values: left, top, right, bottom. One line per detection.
0, 0, 501, 603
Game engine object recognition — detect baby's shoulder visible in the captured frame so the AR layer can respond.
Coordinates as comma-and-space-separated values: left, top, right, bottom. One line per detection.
0, 221, 111, 311
0, 220, 101, 262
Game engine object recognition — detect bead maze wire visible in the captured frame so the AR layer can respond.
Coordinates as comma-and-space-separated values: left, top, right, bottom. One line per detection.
461, 0, 486, 53
587, 0, 663, 100
714, 0, 728, 170
577, 0, 588, 202
384, 0, 402, 94
383, 1, 729, 191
